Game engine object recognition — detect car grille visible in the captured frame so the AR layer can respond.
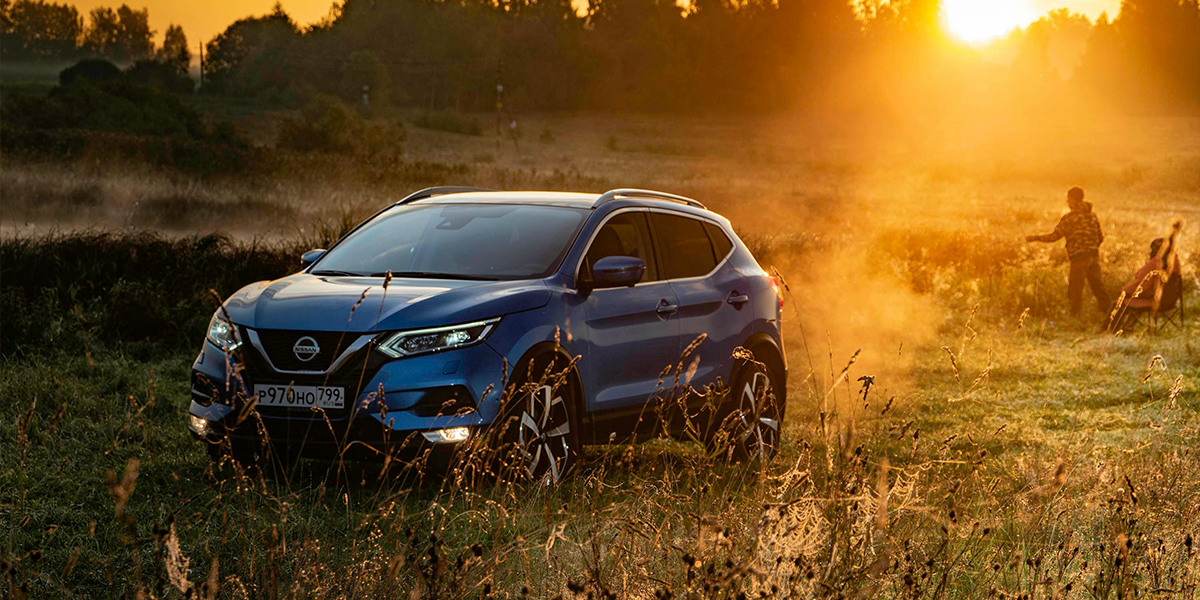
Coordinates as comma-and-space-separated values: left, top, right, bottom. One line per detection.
239, 329, 390, 421
252, 329, 363, 372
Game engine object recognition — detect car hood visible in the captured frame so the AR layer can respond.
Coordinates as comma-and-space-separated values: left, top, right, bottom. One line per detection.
222, 274, 551, 332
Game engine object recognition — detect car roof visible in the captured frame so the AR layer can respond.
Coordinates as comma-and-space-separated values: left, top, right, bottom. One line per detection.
411, 191, 599, 209
409, 190, 724, 224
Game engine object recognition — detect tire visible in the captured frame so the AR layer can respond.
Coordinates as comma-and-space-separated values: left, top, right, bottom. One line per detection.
711, 357, 783, 462
498, 354, 581, 485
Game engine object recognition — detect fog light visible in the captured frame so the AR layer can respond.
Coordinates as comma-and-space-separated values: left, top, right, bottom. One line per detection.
422, 427, 470, 444
189, 414, 211, 436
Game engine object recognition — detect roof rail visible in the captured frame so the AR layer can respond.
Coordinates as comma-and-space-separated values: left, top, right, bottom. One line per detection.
592, 188, 706, 210
394, 186, 494, 206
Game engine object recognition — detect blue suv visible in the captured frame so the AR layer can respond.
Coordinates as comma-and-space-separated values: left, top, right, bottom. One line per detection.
189, 188, 786, 483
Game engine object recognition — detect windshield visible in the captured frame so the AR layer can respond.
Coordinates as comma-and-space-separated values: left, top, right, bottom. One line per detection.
312, 203, 588, 280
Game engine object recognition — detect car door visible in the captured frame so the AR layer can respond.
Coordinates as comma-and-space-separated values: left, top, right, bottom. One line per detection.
649, 212, 745, 399
578, 210, 681, 439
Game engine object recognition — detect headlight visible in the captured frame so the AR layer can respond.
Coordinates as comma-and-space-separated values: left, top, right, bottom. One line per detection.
376, 318, 499, 358
206, 311, 241, 352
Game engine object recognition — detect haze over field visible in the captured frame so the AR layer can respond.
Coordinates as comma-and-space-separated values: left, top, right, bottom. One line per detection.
1, 0, 1198, 597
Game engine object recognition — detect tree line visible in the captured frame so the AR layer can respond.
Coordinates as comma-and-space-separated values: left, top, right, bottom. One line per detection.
1, 0, 189, 69
4, 0, 1198, 114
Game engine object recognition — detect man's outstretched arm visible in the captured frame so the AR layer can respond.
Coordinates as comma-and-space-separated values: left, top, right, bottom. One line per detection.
1026, 217, 1066, 243
1026, 230, 1063, 243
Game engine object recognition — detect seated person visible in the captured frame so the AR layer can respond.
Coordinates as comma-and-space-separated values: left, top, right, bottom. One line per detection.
1119, 237, 1182, 309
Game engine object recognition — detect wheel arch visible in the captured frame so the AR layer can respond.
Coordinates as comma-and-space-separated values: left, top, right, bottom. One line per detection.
509, 341, 586, 429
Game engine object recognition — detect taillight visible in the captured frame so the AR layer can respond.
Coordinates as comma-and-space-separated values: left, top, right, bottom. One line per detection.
767, 275, 784, 309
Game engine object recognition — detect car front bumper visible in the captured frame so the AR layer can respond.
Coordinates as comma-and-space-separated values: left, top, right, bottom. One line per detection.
187, 338, 510, 459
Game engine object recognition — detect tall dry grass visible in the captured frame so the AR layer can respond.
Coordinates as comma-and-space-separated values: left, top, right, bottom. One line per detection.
2, 111, 1198, 598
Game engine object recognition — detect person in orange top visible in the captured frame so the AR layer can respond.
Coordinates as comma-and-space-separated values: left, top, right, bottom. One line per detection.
1026, 186, 1110, 316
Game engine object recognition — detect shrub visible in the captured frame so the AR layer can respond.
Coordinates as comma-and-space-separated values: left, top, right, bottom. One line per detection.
277, 95, 360, 154
277, 94, 405, 157
58, 58, 121, 87
3, 79, 212, 139
0, 232, 299, 356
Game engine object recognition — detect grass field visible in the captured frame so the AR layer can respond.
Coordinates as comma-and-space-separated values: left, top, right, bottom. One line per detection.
2, 109, 1199, 598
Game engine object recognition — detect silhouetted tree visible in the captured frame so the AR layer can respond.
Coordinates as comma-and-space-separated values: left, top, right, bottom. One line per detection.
1014, 9, 1092, 80
11, 0, 1190, 116
203, 3, 300, 98
0, 0, 82, 59
82, 4, 153, 62
158, 23, 190, 74
1073, 0, 1200, 112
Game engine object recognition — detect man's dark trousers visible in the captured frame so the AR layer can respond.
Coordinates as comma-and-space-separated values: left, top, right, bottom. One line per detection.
1068, 251, 1109, 315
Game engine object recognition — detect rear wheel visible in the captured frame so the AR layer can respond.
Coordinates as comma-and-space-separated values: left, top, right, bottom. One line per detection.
711, 358, 783, 461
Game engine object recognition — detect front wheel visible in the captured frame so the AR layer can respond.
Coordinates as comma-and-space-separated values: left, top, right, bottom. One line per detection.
711, 359, 783, 462
498, 355, 580, 485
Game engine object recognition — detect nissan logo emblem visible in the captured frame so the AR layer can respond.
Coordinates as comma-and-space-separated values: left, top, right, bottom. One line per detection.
293, 336, 320, 362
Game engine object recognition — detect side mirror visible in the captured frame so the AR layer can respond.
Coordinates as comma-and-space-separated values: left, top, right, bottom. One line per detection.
592, 256, 646, 289
300, 249, 326, 268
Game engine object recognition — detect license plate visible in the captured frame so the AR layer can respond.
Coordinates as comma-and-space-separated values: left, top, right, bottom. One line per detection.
254, 384, 345, 409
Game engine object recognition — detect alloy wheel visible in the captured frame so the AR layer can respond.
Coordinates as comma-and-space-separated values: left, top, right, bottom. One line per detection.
516, 383, 574, 484
735, 370, 780, 460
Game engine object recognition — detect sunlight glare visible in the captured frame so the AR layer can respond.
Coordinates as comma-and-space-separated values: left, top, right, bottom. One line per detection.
943, 0, 1035, 43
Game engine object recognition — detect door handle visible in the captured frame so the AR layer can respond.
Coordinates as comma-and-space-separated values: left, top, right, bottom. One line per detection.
656, 300, 678, 315
727, 292, 750, 305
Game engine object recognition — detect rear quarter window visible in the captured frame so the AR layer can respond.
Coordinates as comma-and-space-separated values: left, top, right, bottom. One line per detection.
650, 212, 718, 279
704, 222, 734, 261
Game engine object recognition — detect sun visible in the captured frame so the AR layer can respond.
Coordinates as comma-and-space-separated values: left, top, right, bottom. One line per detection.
943, 0, 1035, 43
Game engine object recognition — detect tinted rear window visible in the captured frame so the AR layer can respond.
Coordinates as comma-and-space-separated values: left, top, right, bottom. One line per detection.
650, 212, 717, 279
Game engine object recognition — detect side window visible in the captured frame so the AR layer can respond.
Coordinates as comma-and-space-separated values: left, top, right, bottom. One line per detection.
650, 213, 717, 279
704, 222, 734, 262
583, 212, 659, 282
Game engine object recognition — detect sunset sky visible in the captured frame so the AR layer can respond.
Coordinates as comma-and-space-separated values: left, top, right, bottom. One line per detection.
71, 0, 1123, 48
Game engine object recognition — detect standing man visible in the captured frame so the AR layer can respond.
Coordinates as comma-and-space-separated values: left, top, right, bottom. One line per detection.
1026, 187, 1110, 316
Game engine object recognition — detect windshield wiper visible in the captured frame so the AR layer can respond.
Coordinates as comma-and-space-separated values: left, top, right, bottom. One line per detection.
311, 269, 364, 277
372, 271, 500, 281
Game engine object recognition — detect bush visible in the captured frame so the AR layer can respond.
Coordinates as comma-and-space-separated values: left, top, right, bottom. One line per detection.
277, 94, 405, 157
0, 232, 299, 356
3, 78, 214, 140
58, 58, 121, 87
